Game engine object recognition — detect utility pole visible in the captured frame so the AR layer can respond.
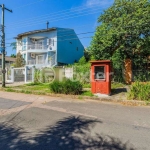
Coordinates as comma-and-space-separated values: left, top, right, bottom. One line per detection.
0, 4, 12, 87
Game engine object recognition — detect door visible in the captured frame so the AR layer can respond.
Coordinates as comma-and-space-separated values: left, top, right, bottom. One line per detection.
36, 55, 44, 64
94, 66, 106, 93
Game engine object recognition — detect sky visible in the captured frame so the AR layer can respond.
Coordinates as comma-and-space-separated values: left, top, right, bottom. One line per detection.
0, 0, 114, 56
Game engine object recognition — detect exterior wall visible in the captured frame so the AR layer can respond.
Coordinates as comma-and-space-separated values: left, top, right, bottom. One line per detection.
16, 30, 57, 65
57, 28, 84, 65
27, 53, 47, 64
16, 28, 84, 66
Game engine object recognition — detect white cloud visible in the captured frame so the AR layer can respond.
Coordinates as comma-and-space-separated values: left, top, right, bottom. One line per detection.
86, 0, 113, 8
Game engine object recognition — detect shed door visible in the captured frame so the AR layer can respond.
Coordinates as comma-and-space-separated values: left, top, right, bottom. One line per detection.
94, 66, 106, 93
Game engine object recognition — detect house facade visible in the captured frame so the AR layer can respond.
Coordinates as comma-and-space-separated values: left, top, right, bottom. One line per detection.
16, 27, 84, 68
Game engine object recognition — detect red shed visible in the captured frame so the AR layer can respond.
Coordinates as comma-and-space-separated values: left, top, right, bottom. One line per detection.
90, 60, 112, 95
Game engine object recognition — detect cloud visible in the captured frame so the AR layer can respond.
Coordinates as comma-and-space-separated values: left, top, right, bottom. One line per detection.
86, 0, 114, 8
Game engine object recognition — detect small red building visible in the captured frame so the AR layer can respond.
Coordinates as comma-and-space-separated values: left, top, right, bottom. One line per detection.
90, 60, 112, 95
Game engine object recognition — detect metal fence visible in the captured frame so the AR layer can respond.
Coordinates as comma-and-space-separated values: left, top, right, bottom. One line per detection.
14, 68, 25, 82
27, 67, 33, 82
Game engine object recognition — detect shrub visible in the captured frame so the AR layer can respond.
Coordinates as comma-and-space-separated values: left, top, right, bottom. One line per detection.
50, 79, 82, 95
128, 82, 150, 101
50, 81, 64, 94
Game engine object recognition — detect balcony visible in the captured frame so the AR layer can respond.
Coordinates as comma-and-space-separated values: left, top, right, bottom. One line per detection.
27, 44, 48, 50
27, 54, 56, 67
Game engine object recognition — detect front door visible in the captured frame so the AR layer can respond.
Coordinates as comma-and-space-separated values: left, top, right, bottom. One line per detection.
36, 55, 44, 64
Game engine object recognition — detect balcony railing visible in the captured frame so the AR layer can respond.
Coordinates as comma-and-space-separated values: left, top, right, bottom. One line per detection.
27, 54, 56, 66
27, 44, 48, 50
27, 60, 47, 65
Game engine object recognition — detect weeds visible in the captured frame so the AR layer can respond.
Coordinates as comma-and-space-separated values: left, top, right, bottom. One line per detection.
128, 82, 150, 101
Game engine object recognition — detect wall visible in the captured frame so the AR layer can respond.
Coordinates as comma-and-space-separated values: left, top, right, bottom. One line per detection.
57, 28, 84, 65
16, 29, 57, 63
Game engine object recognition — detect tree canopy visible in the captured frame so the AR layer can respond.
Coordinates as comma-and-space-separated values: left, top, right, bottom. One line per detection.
90, 0, 150, 69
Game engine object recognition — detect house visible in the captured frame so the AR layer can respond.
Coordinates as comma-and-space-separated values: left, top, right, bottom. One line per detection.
0, 54, 16, 67
16, 27, 84, 68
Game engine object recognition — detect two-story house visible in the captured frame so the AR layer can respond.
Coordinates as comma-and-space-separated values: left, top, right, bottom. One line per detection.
16, 27, 84, 68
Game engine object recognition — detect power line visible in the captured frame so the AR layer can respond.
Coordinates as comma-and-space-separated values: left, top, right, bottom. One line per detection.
7, 8, 102, 29
8, 3, 101, 26
5, 36, 93, 48
4, 23, 98, 39
5, 30, 95, 42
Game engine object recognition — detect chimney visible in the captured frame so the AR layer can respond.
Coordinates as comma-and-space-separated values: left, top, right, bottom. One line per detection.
47, 21, 49, 29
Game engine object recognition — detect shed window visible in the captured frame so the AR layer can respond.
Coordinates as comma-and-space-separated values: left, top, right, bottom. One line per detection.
94, 66, 105, 80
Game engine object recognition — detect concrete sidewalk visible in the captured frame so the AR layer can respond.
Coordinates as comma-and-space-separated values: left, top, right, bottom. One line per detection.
0, 91, 150, 149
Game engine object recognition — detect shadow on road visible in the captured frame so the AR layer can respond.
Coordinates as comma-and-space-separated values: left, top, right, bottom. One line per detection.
0, 116, 135, 150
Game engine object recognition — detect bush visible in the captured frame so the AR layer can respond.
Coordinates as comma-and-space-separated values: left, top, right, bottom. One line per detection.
128, 82, 150, 101
50, 79, 82, 95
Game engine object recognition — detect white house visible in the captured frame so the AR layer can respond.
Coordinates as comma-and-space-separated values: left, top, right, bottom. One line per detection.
16, 27, 84, 68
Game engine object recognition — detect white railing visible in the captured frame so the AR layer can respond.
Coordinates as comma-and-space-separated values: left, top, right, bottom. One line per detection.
27, 60, 47, 65
27, 54, 56, 66
27, 44, 47, 50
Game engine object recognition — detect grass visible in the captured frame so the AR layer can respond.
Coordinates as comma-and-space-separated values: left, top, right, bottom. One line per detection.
111, 82, 126, 89
83, 83, 91, 88
81, 91, 94, 97
128, 82, 150, 101
5, 83, 51, 94
2, 82, 128, 99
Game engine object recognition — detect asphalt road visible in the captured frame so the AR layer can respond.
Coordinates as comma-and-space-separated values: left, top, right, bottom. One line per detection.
0, 92, 150, 150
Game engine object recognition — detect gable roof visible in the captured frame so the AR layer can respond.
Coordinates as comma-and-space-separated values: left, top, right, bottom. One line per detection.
16, 27, 57, 39
0, 55, 16, 62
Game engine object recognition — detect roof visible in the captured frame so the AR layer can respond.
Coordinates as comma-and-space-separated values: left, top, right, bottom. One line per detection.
0, 55, 16, 62
90, 60, 111, 63
16, 27, 57, 39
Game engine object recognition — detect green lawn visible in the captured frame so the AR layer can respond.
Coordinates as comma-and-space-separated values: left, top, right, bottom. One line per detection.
3, 82, 126, 97
5, 83, 51, 95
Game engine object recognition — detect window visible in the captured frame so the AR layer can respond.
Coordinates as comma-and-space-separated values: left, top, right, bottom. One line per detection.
47, 38, 54, 46
94, 66, 105, 80
22, 38, 27, 51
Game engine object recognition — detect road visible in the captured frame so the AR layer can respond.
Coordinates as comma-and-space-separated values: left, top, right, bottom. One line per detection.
0, 91, 150, 150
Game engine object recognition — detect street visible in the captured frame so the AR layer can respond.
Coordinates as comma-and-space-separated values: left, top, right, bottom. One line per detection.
0, 91, 150, 150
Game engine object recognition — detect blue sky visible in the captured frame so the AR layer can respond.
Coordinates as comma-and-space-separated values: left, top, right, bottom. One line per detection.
0, 0, 114, 56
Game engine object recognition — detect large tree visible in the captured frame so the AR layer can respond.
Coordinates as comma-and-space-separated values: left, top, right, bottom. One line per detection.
90, 0, 150, 70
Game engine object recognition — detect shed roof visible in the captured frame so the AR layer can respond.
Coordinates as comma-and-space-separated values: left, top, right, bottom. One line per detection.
90, 60, 111, 63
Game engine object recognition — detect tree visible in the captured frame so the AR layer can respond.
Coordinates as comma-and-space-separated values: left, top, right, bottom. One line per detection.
10, 42, 16, 51
14, 52, 25, 68
10, 54, 16, 58
84, 47, 91, 62
90, 0, 150, 70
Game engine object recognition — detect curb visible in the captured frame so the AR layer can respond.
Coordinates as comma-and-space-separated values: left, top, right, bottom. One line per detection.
0, 88, 149, 106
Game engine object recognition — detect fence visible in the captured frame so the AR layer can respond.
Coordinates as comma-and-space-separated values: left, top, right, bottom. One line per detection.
14, 68, 25, 82
0, 65, 2, 82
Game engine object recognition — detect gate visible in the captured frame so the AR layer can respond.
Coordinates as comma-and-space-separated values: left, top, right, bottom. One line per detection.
6, 65, 12, 81
14, 68, 25, 82
0, 65, 2, 82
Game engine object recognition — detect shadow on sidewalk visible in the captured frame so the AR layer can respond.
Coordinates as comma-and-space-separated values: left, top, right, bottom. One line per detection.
0, 116, 135, 150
